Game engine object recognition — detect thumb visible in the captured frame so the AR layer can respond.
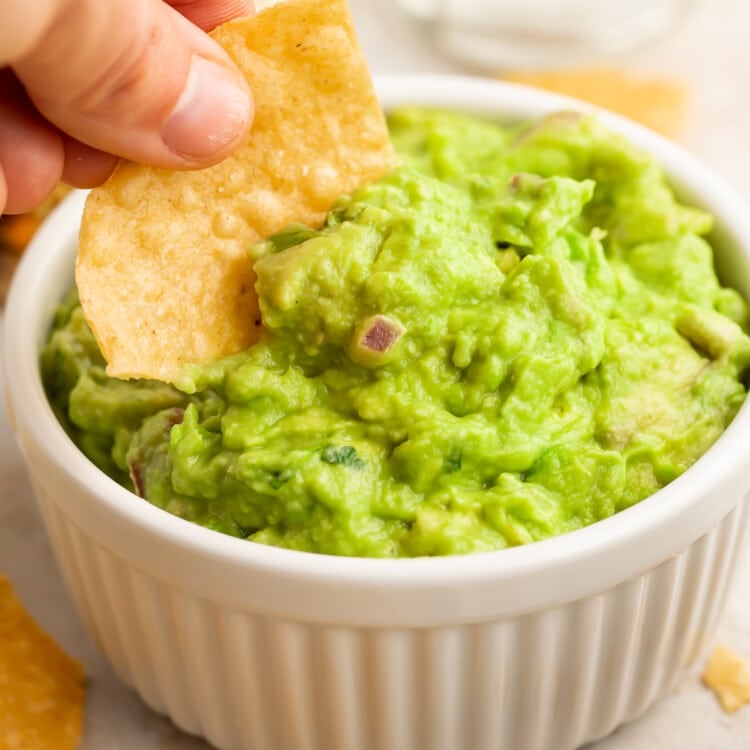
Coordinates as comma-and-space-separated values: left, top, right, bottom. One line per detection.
10, 0, 253, 168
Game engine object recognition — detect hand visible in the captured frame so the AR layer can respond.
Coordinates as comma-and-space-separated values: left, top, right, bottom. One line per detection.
0, 0, 254, 214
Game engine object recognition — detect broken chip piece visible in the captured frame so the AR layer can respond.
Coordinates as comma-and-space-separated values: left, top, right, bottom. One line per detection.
77, 0, 396, 382
702, 643, 750, 714
0, 574, 85, 750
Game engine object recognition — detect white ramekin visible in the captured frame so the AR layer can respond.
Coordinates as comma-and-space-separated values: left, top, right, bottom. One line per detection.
4, 76, 750, 750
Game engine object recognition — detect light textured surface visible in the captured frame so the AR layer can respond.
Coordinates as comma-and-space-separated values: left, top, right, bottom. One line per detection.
2, 0, 750, 747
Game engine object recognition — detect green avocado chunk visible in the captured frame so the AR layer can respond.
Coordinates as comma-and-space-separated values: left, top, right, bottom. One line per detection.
42, 108, 750, 557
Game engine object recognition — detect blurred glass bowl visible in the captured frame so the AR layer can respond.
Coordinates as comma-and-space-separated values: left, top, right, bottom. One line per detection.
390, 0, 697, 70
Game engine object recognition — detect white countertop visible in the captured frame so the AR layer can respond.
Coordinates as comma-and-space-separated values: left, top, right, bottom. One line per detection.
2, 0, 750, 747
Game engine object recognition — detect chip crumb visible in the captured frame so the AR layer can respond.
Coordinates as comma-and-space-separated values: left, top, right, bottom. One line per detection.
0, 574, 85, 750
702, 643, 750, 714
501, 67, 688, 138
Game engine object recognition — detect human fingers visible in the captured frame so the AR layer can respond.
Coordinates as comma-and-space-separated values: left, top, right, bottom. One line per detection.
9, 0, 252, 169
166, 0, 254, 31
60, 138, 119, 189
0, 70, 63, 214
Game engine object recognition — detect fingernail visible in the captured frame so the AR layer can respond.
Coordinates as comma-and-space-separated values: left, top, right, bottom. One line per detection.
162, 55, 251, 161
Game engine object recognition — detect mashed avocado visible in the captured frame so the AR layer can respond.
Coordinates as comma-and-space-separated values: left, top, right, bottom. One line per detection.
42, 109, 750, 557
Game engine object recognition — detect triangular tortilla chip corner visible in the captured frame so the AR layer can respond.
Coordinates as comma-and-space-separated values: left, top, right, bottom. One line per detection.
77, 0, 394, 382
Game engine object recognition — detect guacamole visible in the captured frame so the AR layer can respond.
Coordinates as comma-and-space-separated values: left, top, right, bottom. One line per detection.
42, 109, 750, 557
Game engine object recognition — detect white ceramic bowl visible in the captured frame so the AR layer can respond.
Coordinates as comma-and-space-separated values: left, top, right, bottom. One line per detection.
5, 76, 750, 750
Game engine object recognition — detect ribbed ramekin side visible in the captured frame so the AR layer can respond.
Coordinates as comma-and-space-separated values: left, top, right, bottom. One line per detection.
217, 608, 280, 750
575, 497, 750, 747
34, 485, 750, 750
690, 495, 750, 653
634, 496, 750, 713
38, 492, 141, 696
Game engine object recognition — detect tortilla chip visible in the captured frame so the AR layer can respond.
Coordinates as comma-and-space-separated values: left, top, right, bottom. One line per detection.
702, 643, 750, 713
77, 0, 396, 381
502, 68, 687, 138
0, 575, 85, 749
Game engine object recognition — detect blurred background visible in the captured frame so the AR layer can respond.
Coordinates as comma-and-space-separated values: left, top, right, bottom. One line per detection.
342, 0, 747, 199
